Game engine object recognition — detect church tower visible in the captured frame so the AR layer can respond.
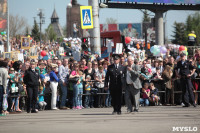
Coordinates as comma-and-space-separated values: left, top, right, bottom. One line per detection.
51, 8, 64, 38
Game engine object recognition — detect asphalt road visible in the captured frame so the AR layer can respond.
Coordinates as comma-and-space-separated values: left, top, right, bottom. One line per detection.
0, 106, 199, 133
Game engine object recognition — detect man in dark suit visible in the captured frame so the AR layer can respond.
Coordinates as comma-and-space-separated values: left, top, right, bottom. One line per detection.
104, 54, 126, 115
23, 60, 40, 113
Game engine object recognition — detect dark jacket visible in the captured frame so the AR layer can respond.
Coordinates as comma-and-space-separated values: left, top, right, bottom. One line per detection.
104, 64, 126, 90
23, 67, 40, 87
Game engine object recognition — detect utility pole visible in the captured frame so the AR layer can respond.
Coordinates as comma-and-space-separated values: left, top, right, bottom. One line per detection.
37, 9, 45, 47
7, 0, 10, 52
88, 0, 101, 56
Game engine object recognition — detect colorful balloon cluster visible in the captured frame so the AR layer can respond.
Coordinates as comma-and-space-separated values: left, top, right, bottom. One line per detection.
1, 31, 6, 35
150, 45, 167, 56
179, 45, 188, 55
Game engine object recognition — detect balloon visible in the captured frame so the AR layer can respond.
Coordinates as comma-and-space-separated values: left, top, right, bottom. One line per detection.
1, 32, 3, 35
41, 50, 46, 57
179, 45, 185, 51
42, 55, 48, 60
150, 46, 155, 53
125, 37, 131, 44
28, 35, 30, 38
3, 31, 6, 35
185, 47, 187, 51
160, 46, 167, 54
186, 51, 188, 56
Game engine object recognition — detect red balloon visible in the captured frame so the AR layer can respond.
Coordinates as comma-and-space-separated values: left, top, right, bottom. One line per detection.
41, 50, 46, 57
125, 37, 131, 44
179, 45, 185, 51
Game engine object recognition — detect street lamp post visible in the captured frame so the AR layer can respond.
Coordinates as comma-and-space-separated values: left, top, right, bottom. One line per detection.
37, 9, 45, 48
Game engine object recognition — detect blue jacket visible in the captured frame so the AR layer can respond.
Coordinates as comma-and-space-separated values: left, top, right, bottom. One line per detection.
50, 71, 59, 82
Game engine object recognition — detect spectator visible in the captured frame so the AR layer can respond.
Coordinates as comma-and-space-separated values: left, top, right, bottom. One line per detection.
94, 65, 105, 108
163, 65, 173, 105
38, 76, 47, 111
149, 82, 160, 106
58, 59, 70, 109
69, 63, 80, 110
140, 82, 150, 106
84, 75, 92, 108
49, 63, 59, 110
0, 60, 8, 115
77, 71, 85, 109
9, 68, 21, 112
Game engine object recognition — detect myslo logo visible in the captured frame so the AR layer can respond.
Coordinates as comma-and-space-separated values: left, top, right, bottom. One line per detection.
172, 127, 198, 132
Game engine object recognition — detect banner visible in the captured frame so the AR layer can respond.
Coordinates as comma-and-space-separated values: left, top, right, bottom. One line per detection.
0, 0, 7, 32
21, 37, 30, 49
110, 0, 200, 4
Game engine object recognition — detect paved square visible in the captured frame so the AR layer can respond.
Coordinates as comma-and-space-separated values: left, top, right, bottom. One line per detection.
0, 106, 199, 133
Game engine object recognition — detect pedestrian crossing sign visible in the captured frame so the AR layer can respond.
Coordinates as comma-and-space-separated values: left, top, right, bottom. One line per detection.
80, 6, 93, 29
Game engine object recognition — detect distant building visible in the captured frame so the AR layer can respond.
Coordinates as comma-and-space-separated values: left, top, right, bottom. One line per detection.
51, 8, 64, 38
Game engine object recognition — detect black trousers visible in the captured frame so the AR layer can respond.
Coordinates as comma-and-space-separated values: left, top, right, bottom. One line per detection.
110, 88, 122, 112
180, 78, 195, 106
26, 86, 38, 111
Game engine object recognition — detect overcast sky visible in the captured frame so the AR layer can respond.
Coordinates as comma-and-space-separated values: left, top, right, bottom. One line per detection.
9, 0, 197, 40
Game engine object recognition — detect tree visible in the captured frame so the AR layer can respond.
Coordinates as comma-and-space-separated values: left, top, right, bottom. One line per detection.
185, 12, 200, 45
31, 19, 40, 42
45, 24, 57, 42
106, 17, 117, 24
24, 26, 31, 36
172, 22, 187, 45
9, 14, 27, 37
142, 10, 151, 23
62, 25, 67, 37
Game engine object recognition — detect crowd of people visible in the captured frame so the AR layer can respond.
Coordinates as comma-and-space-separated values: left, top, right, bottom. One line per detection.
0, 41, 200, 115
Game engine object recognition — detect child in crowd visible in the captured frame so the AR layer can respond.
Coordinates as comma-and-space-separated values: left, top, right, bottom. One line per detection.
9, 68, 21, 112
84, 75, 92, 108
77, 71, 85, 109
38, 74, 47, 111
140, 82, 150, 106
149, 82, 160, 106
152, 67, 163, 80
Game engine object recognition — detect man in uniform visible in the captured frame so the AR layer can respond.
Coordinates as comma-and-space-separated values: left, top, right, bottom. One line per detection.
104, 54, 126, 115
175, 53, 196, 107
188, 31, 196, 46
23, 60, 40, 113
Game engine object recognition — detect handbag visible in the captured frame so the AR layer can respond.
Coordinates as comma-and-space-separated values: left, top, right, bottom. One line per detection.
11, 86, 19, 93
69, 77, 79, 83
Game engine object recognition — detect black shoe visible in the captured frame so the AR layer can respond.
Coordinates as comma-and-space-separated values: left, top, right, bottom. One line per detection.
117, 112, 121, 115
112, 111, 117, 115
31, 110, 38, 113
133, 109, 139, 112
27, 109, 31, 113
192, 103, 197, 107
182, 105, 190, 107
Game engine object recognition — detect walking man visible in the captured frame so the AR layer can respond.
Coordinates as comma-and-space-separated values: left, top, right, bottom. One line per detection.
125, 56, 142, 113
104, 54, 126, 115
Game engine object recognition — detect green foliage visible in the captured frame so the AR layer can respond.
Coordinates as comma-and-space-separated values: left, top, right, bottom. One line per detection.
172, 12, 200, 45
142, 10, 151, 23
45, 24, 57, 42
31, 19, 40, 42
172, 22, 187, 45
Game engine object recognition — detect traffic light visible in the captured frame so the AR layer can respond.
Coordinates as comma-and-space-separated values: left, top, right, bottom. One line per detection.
81, 37, 89, 51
